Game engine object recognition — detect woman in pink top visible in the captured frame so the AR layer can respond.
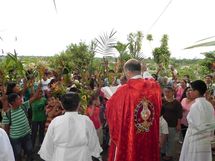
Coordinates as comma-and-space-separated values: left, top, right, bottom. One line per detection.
176, 79, 187, 101
180, 87, 195, 138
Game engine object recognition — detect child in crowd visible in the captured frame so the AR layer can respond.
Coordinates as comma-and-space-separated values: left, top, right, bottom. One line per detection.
86, 91, 103, 145
31, 89, 47, 148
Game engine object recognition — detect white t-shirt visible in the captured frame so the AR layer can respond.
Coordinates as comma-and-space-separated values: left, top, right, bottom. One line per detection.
160, 116, 169, 135
41, 79, 51, 91
0, 128, 15, 161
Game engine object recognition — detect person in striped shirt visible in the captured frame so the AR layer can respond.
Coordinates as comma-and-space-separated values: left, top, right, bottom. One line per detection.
2, 87, 40, 161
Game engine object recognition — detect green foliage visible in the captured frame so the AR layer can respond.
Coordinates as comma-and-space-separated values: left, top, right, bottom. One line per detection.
200, 52, 215, 74
146, 34, 153, 41
114, 42, 131, 72
152, 34, 171, 68
127, 31, 143, 59
0, 53, 27, 82
49, 42, 95, 75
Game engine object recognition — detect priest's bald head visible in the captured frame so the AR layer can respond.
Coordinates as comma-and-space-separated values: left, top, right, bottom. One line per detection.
123, 59, 141, 79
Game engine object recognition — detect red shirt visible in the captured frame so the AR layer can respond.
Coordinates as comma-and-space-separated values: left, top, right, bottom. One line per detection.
86, 106, 101, 129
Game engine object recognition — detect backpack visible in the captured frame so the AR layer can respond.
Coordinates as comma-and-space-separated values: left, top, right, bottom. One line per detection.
5, 104, 28, 126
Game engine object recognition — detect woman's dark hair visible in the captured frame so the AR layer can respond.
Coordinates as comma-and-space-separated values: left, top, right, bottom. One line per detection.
60, 92, 80, 111
48, 79, 57, 87
180, 87, 190, 102
6, 82, 17, 95
181, 79, 187, 84
8, 93, 19, 104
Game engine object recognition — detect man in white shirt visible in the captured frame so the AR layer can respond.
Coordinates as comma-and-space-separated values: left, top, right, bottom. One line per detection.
179, 80, 215, 161
0, 128, 15, 161
38, 92, 102, 161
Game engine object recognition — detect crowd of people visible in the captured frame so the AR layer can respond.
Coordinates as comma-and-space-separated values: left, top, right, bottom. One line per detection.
0, 58, 215, 161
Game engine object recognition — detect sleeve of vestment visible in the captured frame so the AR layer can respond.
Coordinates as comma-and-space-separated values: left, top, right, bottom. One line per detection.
86, 117, 103, 158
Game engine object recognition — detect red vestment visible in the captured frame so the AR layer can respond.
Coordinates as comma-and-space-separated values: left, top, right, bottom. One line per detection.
106, 78, 161, 161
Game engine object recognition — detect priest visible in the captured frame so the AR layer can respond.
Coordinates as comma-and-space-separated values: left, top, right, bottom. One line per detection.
106, 59, 162, 161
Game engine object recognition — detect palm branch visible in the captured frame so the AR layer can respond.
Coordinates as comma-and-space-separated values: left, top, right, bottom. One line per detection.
185, 36, 215, 49
95, 29, 117, 56
6, 52, 26, 80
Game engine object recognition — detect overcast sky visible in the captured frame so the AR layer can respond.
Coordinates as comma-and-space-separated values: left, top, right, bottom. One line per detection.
0, 0, 215, 59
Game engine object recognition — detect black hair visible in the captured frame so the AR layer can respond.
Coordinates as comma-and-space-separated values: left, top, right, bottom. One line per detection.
180, 87, 190, 102
181, 79, 187, 84
8, 93, 19, 104
164, 85, 174, 91
48, 79, 57, 87
109, 70, 115, 73
205, 74, 213, 79
124, 59, 141, 72
160, 107, 165, 116
69, 87, 80, 93
60, 92, 80, 111
6, 82, 17, 95
190, 80, 207, 96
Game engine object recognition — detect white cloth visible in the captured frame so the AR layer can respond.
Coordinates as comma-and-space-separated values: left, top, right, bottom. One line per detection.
179, 97, 215, 161
0, 128, 15, 161
142, 71, 153, 79
101, 86, 120, 99
41, 79, 51, 91
160, 116, 169, 135
38, 112, 102, 161
130, 75, 142, 79
101, 75, 143, 99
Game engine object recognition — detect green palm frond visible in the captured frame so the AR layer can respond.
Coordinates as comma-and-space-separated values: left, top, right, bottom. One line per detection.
5, 52, 26, 81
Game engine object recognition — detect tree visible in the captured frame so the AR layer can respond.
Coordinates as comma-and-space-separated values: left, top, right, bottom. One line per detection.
152, 34, 171, 68
127, 31, 144, 59
114, 42, 131, 72
200, 52, 215, 75
49, 42, 95, 77
146, 34, 153, 41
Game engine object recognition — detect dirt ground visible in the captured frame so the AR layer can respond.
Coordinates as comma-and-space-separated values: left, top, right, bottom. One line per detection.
34, 141, 215, 161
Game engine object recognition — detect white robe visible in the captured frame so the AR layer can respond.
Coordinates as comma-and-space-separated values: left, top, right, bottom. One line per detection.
179, 97, 215, 161
0, 128, 15, 161
38, 112, 102, 161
